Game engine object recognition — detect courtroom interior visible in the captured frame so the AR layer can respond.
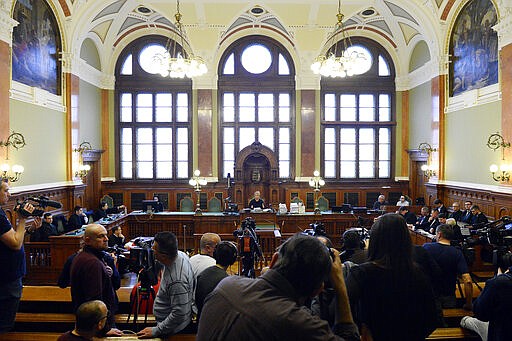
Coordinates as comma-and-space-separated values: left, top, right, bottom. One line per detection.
1, 0, 512, 339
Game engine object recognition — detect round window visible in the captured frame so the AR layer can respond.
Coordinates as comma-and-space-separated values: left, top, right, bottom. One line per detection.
139, 44, 168, 74
241, 44, 272, 74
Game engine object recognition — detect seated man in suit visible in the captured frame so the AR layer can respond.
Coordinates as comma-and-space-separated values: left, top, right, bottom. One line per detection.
461, 201, 473, 223
427, 209, 441, 234
30, 213, 59, 242
470, 205, 488, 227
249, 191, 265, 209
433, 199, 448, 214
67, 206, 88, 232
93, 201, 125, 222
449, 202, 464, 221
415, 206, 431, 231
372, 194, 387, 210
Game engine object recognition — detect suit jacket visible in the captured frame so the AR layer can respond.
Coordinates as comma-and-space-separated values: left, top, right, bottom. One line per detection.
67, 214, 86, 232
470, 213, 489, 227
437, 205, 448, 215
461, 210, 473, 223
415, 215, 431, 231
401, 211, 418, 225
449, 210, 464, 222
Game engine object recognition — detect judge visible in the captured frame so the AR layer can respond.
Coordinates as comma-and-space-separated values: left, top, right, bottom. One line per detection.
249, 191, 265, 209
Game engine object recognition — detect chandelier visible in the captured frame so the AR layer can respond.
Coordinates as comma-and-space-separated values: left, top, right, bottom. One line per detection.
153, 0, 207, 78
311, 0, 367, 78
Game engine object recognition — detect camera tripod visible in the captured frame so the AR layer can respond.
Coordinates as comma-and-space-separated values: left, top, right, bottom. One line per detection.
127, 282, 156, 329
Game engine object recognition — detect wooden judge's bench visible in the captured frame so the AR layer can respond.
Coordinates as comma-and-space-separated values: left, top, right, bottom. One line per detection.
23, 210, 378, 285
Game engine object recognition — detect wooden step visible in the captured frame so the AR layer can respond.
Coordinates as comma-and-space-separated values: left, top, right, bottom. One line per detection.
427, 327, 479, 340
21, 285, 133, 303
15, 312, 156, 324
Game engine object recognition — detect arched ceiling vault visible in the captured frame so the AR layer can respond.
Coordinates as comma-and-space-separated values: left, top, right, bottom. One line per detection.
49, 0, 457, 78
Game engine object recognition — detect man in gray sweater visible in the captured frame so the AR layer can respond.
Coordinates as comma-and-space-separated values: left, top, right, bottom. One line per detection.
137, 231, 195, 339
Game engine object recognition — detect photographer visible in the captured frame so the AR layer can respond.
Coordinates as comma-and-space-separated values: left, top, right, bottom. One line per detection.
0, 181, 35, 332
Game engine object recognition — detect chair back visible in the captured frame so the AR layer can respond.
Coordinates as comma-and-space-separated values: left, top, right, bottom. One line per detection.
180, 197, 195, 212
101, 194, 114, 208
317, 196, 329, 212
207, 197, 222, 212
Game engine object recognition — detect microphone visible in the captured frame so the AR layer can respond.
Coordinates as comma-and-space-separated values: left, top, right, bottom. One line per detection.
29, 196, 63, 209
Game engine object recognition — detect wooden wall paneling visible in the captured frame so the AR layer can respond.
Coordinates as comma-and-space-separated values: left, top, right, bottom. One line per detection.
197, 89, 213, 176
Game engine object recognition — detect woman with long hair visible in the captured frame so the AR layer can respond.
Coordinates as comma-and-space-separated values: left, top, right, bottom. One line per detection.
346, 213, 437, 340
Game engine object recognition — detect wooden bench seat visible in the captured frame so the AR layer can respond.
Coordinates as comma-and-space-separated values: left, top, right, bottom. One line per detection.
1, 332, 195, 340
427, 327, 479, 340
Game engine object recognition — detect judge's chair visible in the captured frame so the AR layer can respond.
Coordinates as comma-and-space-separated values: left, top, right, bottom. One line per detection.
207, 197, 222, 212
180, 197, 195, 212
317, 196, 329, 212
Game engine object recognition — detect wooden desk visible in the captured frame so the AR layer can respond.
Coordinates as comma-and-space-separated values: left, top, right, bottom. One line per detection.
23, 211, 378, 285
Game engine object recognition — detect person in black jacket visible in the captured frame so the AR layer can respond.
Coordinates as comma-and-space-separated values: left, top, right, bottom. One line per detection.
398, 206, 417, 225
30, 213, 59, 242
93, 202, 125, 222
67, 206, 88, 232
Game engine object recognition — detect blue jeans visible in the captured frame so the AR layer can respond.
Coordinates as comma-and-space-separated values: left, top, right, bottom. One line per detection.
0, 278, 23, 333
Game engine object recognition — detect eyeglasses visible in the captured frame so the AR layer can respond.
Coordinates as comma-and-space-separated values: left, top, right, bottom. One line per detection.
96, 314, 108, 323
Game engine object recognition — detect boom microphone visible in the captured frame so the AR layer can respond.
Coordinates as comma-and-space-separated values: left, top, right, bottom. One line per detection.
28, 196, 63, 209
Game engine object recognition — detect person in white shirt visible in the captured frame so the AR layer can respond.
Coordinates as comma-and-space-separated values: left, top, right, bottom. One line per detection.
396, 195, 410, 206
189, 233, 221, 277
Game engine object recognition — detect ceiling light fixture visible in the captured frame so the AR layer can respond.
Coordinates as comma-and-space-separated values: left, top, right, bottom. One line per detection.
311, 0, 368, 78
153, 0, 207, 78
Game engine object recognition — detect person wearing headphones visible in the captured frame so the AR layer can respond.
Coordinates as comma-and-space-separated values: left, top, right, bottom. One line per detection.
339, 229, 368, 264
195, 241, 238, 317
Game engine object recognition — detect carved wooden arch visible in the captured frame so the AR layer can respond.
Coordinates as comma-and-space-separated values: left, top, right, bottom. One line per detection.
234, 142, 279, 181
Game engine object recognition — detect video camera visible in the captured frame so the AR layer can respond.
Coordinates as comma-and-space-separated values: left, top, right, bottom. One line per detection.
464, 216, 512, 270
233, 217, 262, 278
14, 196, 63, 217
302, 222, 327, 237
128, 237, 158, 288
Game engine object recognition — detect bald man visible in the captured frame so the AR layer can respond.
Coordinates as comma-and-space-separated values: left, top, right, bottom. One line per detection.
190, 232, 221, 277
70, 224, 122, 336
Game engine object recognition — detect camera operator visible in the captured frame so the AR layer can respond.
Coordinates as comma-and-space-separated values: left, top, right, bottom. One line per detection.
0, 181, 35, 333
460, 266, 512, 341
137, 231, 195, 339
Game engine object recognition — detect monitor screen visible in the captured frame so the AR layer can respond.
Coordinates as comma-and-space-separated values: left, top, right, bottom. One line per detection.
142, 200, 161, 213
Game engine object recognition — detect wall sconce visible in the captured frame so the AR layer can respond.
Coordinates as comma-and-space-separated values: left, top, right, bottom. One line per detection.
309, 170, 325, 214
418, 142, 437, 180
189, 169, 207, 215
0, 131, 26, 182
487, 133, 511, 182
73, 142, 92, 180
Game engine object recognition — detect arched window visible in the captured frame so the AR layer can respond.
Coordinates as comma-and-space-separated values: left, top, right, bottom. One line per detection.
115, 36, 192, 180
321, 38, 395, 180
218, 35, 295, 178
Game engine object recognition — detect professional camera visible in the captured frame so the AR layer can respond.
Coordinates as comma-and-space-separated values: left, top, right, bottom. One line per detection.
233, 217, 262, 278
128, 237, 158, 288
302, 222, 327, 237
467, 216, 512, 270
14, 196, 63, 217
